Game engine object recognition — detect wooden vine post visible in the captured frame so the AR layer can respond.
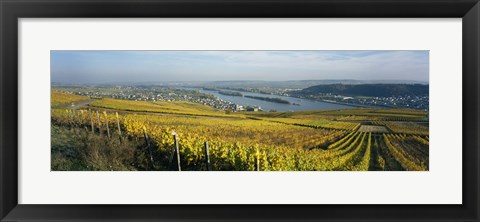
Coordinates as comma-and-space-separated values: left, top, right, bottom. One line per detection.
143, 126, 154, 166
89, 110, 94, 133
96, 111, 101, 135
173, 131, 181, 171
256, 147, 260, 171
103, 111, 110, 139
115, 112, 122, 142
204, 141, 211, 171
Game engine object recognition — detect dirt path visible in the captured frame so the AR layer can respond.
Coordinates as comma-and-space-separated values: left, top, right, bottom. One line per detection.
58, 99, 97, 110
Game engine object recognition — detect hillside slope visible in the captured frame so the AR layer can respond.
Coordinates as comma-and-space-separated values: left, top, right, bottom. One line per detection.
295, 84, 428, 97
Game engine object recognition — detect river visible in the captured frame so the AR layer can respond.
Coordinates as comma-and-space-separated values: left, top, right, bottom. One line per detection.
184, 88, 354, 112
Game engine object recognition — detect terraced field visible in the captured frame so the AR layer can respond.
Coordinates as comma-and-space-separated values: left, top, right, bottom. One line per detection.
358, 125, 389, 133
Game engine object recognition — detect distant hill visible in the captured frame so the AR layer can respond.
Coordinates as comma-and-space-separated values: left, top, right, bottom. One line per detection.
53, 80, 429, 89
203, 80, 428, 89
294, 84, 429, 97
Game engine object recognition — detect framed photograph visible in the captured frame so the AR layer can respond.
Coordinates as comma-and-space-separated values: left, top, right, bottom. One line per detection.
1, 0, 479, 221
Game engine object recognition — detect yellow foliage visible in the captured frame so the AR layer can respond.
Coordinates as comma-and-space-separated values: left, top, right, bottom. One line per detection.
51, 91, 89, 107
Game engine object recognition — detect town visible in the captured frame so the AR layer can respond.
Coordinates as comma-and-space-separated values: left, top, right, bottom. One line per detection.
207, 85, 429, 110
52, 85, 264, 112
297, 93, 429, 110
53, 84, 428, 111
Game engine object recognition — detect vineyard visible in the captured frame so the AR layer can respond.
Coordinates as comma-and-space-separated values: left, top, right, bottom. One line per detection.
51, 92, 429, 171
51, 90, 90, 107
90, 98, 228, 117
373, 121, 429, 136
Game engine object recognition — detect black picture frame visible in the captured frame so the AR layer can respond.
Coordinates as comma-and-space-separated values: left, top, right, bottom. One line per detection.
1, 0, 479, 221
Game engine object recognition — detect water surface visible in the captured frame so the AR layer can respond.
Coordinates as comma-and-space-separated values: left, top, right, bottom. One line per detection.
187, 88, 354, 111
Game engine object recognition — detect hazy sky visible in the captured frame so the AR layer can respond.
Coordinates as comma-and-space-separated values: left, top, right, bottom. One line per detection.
51, 51, 429, 84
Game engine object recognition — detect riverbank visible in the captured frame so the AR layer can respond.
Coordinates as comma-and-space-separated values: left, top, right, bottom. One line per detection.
183, 87, 355, 111
319, 99, 383, 108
